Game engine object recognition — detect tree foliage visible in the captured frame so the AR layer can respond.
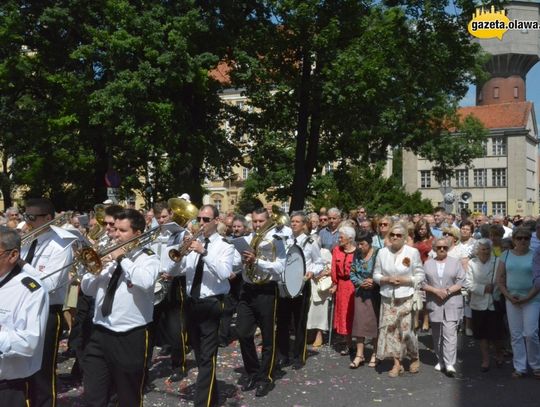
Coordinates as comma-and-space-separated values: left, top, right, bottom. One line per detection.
0, 0, 239, 209
223, 0, 487, 210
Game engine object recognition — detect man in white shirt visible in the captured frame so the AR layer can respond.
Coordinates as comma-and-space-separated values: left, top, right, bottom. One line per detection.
0, 227, 49, 407
174, 204, 234, 407
237, 207, 286, 397
276, 211, 323, 370
81, 209, 160, 407
20, 198, 77, 407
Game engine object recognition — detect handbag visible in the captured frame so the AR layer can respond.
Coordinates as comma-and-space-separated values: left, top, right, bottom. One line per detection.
316, 275, 333, 294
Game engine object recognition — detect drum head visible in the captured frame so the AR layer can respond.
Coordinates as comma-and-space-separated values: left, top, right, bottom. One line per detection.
283, 244, 306, 297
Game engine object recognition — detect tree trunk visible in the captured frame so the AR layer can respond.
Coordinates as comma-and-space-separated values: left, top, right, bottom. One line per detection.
1, 155, 12, 209
289, 50, 312, 212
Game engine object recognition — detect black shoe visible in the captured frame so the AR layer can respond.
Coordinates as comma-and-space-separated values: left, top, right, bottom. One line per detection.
168, 370, 186, 382
241, 376, 257, 392
277, 358, 290, 369
60, 349, 76, 359
292, 359, 304, 370
143, 382, 156, 394
255, 381, 275, 397
158, 345, 171, 356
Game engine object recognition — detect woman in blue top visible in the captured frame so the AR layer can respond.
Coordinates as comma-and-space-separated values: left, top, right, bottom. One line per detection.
349, 231, 380, 369
497, 227, 540, 378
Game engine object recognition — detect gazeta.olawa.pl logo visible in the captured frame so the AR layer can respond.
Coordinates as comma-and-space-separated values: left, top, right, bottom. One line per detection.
468, 5, 539, 40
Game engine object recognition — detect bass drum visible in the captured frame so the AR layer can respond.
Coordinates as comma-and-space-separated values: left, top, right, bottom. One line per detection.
278, 244, 306, 298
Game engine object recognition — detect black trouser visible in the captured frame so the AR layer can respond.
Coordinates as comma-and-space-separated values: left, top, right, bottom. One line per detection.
29, 305, 62, 407
154, 277, 187, 371
276, 282, 312, 364
236, 283, 278, 384
219, 276, 243, 344
83, 324, 150, 407
185, 295, 224, 407
68, 292, 95, 379
0, 379, 30, 407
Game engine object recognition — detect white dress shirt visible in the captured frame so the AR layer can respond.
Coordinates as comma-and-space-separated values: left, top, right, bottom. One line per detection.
466, 256, 498, 311
20, 229, 77, 305
242, 228, 286, 283
373, 245, 424, 299
81, 247, 160, 332
172, 232, 234, 298
0, 266, 49, 380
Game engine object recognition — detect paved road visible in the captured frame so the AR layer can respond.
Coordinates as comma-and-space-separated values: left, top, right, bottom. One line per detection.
57, 332, 540, 407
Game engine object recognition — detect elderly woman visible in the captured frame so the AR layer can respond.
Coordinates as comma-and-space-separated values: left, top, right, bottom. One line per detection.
496, 227, 540, 378
423, 238, 467, 376
329, 226, 357, 355
466, 238, 505, 372
373, 223, 424, 377
349, 231, 380, 368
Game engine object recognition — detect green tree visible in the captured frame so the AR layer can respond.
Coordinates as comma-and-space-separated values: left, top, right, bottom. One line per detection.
224, 0, 486, 210
0, 0, 240, 209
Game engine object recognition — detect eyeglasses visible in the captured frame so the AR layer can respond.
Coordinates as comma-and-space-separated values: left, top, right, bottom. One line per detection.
105, 221, 115, 226
436, 246, 449, 250
514, 236, 531, 241
379, 222, 389, 227
196, 216, 213, 223
0, 249, 15, 257
23, 213, 49, 222
389, 232, 403, 238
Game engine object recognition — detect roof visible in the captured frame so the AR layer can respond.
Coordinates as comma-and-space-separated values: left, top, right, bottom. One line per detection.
209, 61, 231, 85
458, 101, 533, 129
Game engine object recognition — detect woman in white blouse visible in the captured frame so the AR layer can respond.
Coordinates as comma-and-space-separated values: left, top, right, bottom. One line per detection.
373, 223, 424, 377
466, 238, 505, 372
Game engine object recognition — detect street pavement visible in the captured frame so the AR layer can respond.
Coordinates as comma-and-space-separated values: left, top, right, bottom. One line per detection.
57, 331, 540, 407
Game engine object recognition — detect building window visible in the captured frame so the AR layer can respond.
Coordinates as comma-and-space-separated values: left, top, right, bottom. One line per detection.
473, 201, 486, 214
420, 170, 431, 188
281, 202, 290, 213
324, 163, 333, 174
492, 201, 506, 216
242, 167, 249, 180
214, 199, 222, 211
492, 137, 507, 156
440, 178, 451, 188
493, 87, 499, 99
514, 87, 519, 98
473, 169, 487, 187
455, 170, 469, 188
492, 168, 507, 187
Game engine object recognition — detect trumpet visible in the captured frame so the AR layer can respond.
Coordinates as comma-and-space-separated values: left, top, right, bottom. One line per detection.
168, 224, 206, 263
21, 211, 73, 246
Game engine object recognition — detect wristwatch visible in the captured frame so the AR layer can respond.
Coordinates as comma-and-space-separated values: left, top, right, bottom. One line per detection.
446, 288, 451, 296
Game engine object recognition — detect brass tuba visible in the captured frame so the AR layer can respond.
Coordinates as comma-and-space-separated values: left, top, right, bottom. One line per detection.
87, 204, 107, 241
168, 197, 198, 226
21, 211, 73, 247
245, 205, 288, 284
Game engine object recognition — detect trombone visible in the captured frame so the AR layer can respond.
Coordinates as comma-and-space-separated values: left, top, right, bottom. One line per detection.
21, 211, 73, 247
41, 226, 162, 285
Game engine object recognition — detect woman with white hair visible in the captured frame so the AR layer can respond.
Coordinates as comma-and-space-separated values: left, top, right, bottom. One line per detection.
373, 223, 424, 377
329, 226, 357, 355
466, 238, 505, 372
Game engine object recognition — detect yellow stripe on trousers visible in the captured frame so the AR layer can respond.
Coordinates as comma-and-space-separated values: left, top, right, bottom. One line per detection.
139, 329, 150, 407
267, 286, 278, 382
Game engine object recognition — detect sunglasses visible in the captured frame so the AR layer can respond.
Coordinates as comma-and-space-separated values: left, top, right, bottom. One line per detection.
442, 232, 452, 237
379, 222, 389, 227
105, 221, 115, 226
436, 246, 449, 250
514, 236, 531, 241
196, 216, 213, 223
389, 232, 403, 238
23, 213, 49, 222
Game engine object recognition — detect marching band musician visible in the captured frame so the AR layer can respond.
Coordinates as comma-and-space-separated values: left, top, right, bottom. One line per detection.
169, 204, 234, 407
81, 209, 160, 407
20, 198, 77, 407
276, 211, 323, 370
237, 207, 286, 398
0, 227, 49, 407
64, 204, 123, 385
150, 201, 189, 383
